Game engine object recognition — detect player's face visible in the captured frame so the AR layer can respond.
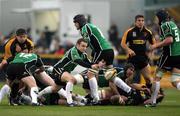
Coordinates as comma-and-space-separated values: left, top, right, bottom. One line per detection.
98, 60, 106, 68
16, 34, 27, 43
135, 17, 144, 29
74, 22, 80, 30
77, 41, 88, 52
126, 67, 135, 77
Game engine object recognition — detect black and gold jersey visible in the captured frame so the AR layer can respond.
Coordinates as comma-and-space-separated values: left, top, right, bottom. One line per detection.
122, 26, 155, 55
3, 36, 34, 60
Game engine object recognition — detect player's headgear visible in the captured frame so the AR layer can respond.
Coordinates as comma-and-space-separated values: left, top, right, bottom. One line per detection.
16, 28, 27, 36
73, 14, 87, 28
156, 10, 170, 25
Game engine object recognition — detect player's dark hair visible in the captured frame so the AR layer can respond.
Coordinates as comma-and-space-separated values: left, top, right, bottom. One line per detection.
124, 63, 135, 76
76, 38, 88, 45
156, 9, 170, 25
135, 15, 144, 21
16, 28, 27, 36
73, 14, 87, 28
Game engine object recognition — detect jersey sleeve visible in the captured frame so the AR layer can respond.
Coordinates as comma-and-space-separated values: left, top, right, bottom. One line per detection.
3, 39, 15, 60
147, 31, 155, 44
121, 28, 131, 44
36, 55, 44, 67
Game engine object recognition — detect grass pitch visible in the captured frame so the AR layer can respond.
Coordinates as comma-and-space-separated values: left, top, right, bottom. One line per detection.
0, 83, 180, 116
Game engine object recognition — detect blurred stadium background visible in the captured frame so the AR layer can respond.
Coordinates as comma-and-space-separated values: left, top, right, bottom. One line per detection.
0, 0, 180, 87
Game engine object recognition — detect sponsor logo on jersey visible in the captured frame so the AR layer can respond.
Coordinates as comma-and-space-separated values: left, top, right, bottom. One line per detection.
133, 32, 136, 37
133, 40, 145, 44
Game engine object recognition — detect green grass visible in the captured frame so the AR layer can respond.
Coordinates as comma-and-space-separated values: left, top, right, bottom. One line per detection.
0, 82, 180, 116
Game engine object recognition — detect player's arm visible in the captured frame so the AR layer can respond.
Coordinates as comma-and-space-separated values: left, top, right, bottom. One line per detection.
0, 60, 7, 71
150, 23, 174, 50
109, 81, 120, 95
121, 29, 135, 57
74, 59, 92, 68
0, 56, 14, 71
148, 30, 156, 45
151, 36, 173, 50
3, 39, 14, 60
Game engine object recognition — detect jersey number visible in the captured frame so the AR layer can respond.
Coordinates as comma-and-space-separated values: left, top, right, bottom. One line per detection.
19, 53, 32, 58
173, 27, 180, 42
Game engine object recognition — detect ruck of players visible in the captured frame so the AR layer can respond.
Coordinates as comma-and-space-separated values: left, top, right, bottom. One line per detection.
0, 9, 179, 108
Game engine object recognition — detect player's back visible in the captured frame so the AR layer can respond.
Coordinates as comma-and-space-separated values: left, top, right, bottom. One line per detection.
161, 21, 180, 56
81, 23, 112, 51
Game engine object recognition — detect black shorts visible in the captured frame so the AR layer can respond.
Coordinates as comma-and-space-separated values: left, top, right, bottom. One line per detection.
51, 67, 66, 86
92, 49, 114, 65
128, 55, 149, 70
6, 63, 31, 81
158, 54, 180, 71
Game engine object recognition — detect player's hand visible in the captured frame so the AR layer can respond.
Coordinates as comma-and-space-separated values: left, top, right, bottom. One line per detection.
91, 64, 99, 70
15, 44, 22, 52
119, 96, 125, 105
149, 44, 156, 51
127, 49, 136, 57
142, 88, 151, 95
22, 49, 29, 53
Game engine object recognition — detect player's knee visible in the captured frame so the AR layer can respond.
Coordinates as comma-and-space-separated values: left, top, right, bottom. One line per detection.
87, 71, 95, 79
74, 74, 84, 84
171, 73, 180, 89
69, 77, 76, 84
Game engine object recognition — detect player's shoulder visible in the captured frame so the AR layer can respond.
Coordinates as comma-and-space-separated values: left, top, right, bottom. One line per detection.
4, 36, 16, 46
125, 27, 134, 34
144, 27, 152, 35
26, 37, 34, 44
161, 21, 175, 28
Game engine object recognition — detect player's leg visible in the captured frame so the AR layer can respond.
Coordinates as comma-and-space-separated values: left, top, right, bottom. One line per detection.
145, 68, 164, 107
146, 55, 170, 107
61, 72, 76, 106
21, 76, 39, 105
34, 71, 56, 86
87, 70, 99, 103
0, 84, 10, 102
171, 68, 180, 90
170, 56, 180, 90
140, 64, 153, 88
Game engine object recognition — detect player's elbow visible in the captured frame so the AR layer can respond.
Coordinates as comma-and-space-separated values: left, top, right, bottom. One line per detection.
164, 37, 173, 45
121, 41, 126, 49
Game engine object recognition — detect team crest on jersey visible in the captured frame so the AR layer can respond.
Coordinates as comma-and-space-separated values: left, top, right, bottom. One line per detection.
133, 32, 136, 37
164, 28, 170, 33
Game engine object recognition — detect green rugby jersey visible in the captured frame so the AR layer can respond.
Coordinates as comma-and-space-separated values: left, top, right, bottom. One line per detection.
11, 53, 38, 63
81, 23, 112, 52
54, 46, 89, 73
10, 52, 43, 68
160, 21, 180, 56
